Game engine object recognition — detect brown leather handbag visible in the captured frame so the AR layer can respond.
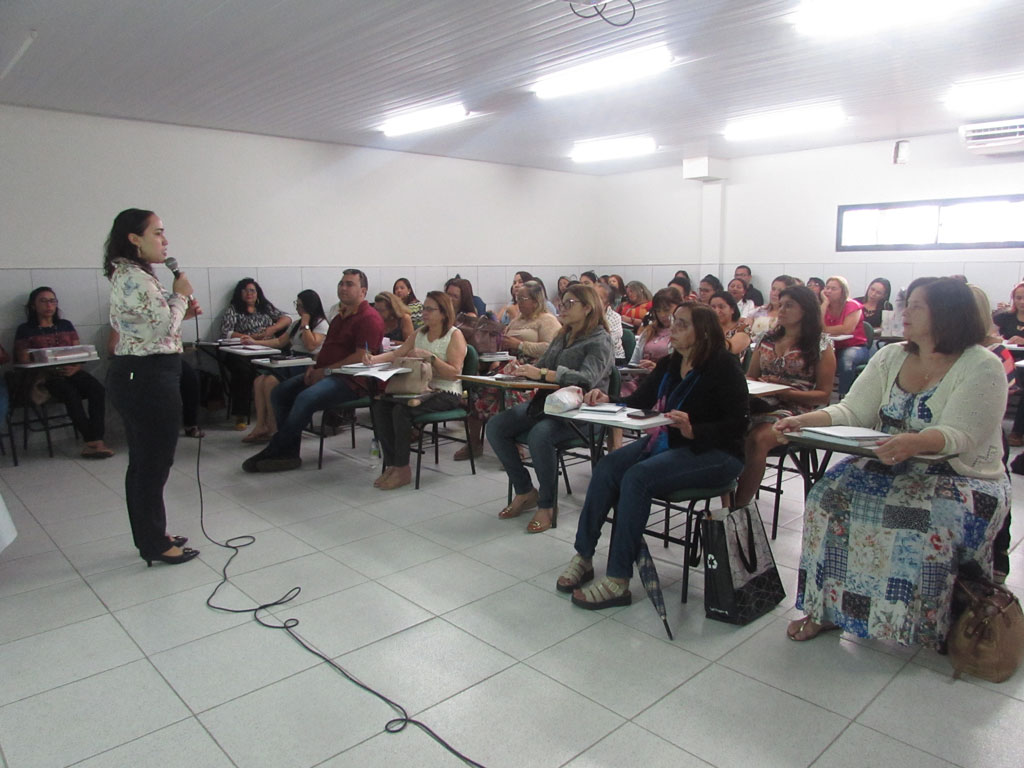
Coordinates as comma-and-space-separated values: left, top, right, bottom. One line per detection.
947, 577, 1024, 683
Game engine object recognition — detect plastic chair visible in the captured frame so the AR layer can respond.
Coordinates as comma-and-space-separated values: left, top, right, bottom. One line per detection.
316, 396, 373, 469
407, 345, 479, 489
4, 370, 76, 458
621, 328, 636, 363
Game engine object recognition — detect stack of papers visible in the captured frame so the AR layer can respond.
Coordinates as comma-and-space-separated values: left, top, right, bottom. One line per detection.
798, 426, 889, 446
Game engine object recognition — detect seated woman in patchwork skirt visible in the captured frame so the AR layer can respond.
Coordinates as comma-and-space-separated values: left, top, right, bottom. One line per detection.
774, 277, 1011, 646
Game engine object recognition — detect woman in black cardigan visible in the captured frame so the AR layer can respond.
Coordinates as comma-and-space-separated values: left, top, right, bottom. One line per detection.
558, 302, 750, 610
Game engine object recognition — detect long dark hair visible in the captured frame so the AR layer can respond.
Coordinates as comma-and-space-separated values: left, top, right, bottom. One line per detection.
231, 278, 279, 315
710, 290, 741, 322
393, 277, 418, 304
862, 277, 892, 306
765, 286, 823, 372
445, 277, 476, 315
103, 208, 156, 279
700, 275, 724, 294
674, 302, 725, 370
25, 286, 61, 325
290, 289, 326, 338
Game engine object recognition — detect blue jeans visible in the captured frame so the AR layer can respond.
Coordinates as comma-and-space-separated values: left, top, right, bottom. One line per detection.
486, 401, 581, 509
836, 345, 870, 395
574, 437, 743, 580
266, 373, 360, 457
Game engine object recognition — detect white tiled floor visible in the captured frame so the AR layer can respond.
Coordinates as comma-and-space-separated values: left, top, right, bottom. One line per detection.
1, 420, 1022, 768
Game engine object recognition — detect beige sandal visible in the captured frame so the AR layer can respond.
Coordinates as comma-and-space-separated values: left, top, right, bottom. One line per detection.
499, 488, 538, 519
786, 616, 840, 642
556, 555, 594, 593
571, 577, 631, 610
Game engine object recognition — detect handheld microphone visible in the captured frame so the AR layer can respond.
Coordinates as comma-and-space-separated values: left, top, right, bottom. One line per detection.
164, 257, 195, 302
164, 256, 182, 278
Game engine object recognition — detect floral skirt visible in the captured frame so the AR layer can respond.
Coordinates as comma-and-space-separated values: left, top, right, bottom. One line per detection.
796, 456, 1010, 647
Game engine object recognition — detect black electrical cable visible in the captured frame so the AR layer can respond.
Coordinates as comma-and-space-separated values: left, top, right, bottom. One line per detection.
569, 0, 636, 27
185, 391, 486, 766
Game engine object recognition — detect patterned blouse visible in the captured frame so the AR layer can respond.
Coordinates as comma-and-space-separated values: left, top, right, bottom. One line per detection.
108, 260, 188, 356
754, 334, 834, 415
14, 319, 80, 358
220, 303, 286, 338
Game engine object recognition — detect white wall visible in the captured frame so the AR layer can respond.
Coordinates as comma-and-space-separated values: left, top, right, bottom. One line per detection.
719, 133, 1024, 303
3, 104, 1024, 356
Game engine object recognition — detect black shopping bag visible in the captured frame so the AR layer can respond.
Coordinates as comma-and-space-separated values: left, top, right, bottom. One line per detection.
703, 504, 786, 625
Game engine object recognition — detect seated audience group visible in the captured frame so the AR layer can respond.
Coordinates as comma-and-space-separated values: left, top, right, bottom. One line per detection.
7, 264, 1016, 658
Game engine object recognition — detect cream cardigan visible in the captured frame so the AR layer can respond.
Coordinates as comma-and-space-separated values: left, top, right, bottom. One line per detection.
822, 342, 1007, 480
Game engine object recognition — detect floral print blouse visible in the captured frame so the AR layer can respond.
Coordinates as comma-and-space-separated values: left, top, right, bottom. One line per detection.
108, 260, 188, 356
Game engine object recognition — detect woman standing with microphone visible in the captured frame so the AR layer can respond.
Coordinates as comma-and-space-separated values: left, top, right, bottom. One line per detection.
104, 209, 202, 566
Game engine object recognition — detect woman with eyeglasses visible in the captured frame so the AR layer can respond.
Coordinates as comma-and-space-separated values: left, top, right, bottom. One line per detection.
240, 289, 329, 443
556, 302, 749, 609
487, 284, 615, 533
14, 286, 114, 458
364, 291, 467, 490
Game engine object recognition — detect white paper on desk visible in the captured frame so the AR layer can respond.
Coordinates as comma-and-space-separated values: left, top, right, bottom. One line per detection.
801, 426, 889, 441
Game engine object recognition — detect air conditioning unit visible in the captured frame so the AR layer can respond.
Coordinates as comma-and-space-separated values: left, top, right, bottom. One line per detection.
960, 118, 1024, 155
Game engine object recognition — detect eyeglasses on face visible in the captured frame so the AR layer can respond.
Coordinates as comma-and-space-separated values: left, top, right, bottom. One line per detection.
421, 304, 440, 313
37, 297, 58, 305
559, 298, 580, 311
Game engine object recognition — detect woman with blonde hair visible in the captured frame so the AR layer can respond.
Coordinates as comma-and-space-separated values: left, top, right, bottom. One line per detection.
459, 280, 561, 460
373, 291, 414, 344
618, 281, 653, 331
487, 284, 615, 533
821, 274, 869, 394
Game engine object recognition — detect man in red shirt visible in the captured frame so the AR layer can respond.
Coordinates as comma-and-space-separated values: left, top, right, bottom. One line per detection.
243, 269, 384, 472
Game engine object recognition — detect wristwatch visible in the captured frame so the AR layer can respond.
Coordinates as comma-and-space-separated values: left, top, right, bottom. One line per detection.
539, 367, 549, 381
303, 325, 311, 331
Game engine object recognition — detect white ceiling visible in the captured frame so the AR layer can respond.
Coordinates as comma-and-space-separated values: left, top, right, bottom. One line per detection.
1, 0, 1023, 174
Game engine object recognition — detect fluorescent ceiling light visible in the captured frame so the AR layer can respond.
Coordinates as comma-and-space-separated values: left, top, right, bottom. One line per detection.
570, 135, 657, 163
723, 104, 847, 142
531, 44, 673, 100
944, 72, 1024, 117
379, 102, 472, 137
789, 0, 989, 38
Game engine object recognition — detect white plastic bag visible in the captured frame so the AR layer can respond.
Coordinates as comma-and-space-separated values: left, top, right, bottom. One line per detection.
543, 385, 585, 415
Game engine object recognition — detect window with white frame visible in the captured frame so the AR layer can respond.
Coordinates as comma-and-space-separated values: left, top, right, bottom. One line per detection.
837, 194, 1024, 251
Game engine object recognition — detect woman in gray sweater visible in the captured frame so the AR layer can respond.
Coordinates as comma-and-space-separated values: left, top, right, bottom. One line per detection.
487, 284, 614, 534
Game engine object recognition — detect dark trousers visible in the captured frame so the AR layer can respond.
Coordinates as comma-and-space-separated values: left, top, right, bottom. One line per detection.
223, 354, 256, 417
180, 358, 200, 427
107, 355, 181, 557
43, 370, 106, 442
372, 392, 461, 467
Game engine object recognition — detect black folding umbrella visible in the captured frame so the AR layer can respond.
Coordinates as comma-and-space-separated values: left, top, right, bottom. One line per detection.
636, 540, 674, 640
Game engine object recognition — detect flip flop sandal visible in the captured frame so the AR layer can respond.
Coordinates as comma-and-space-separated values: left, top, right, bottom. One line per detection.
556, 555, 595, 593
786, 617, 840, 641
571, 577, 631, 610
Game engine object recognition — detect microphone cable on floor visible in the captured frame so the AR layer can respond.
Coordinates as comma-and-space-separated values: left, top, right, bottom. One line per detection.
187, 424, 486, 767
